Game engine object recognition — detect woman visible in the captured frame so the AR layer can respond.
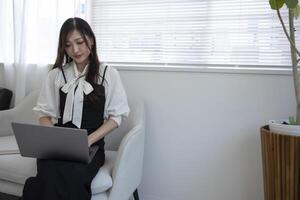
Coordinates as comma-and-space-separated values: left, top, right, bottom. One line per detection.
21, 17, 129, 200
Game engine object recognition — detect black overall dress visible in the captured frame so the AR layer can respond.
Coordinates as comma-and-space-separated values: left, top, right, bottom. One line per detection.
22, 65, 108, 200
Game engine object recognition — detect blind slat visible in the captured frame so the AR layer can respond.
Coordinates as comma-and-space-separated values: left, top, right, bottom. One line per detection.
91, 0, 300, 67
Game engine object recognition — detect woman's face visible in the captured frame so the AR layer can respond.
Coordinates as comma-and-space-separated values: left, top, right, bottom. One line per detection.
65, 30, 93, 70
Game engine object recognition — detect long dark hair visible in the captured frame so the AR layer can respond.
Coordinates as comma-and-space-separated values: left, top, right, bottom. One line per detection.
53, 17, 100, 85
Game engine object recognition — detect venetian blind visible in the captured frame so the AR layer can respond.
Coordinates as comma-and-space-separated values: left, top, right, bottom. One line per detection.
91, 0, 300, 68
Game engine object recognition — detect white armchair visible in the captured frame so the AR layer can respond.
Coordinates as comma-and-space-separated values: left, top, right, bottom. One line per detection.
0, 90, 145, 200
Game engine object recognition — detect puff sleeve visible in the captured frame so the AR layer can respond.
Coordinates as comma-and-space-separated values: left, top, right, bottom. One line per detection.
33, 68, 60, 119
104, 67, 130, 126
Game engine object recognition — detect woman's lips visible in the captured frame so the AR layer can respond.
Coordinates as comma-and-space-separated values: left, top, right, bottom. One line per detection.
74, 55, 82, 59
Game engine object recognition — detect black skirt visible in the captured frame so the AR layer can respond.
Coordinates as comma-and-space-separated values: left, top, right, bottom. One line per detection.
22, 148, 105, 200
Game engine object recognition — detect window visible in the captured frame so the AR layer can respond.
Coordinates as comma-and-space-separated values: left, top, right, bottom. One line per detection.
0, 0, 87, 64
91, 0, 300, 68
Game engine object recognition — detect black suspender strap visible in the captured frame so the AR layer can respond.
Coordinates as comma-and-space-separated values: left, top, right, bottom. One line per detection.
101, 65, 108, 86
61, 65, 107, 85
60, 67, 67, 84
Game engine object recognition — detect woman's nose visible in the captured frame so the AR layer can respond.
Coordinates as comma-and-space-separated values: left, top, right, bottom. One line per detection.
72, 45, 79, 53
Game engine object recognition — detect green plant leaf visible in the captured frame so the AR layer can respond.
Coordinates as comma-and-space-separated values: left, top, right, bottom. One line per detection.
285, 0, 298, 8
269, 0, 285, 9
289, 116, 297, 125
292, 4, 300, 19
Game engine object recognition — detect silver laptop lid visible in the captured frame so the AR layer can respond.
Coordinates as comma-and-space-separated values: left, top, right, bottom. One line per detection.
12, 122, 90, 163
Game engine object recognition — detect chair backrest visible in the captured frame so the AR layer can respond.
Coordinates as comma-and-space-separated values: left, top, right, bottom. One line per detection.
5, 90, 145, 152
0, 90, 39, 137
107, 99, 145, 200
12, 90, 40, 125
104, 98, 145, 151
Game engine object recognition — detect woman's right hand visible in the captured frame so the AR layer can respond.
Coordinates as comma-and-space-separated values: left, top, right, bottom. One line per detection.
39, 116, 54, 127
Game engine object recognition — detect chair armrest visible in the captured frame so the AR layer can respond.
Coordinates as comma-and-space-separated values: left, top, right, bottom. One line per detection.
0, 108, 16, 136
0, 90, 39, 136
108, 124, 145, 200
0, 135, 20, 154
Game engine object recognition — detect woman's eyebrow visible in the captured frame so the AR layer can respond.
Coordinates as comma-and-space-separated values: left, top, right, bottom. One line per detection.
74, 37, 84, 41
66, 37, 84, 43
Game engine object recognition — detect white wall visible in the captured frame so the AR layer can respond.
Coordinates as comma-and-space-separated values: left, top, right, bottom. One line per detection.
1, 67, 296, 200
119, 69, 295, 200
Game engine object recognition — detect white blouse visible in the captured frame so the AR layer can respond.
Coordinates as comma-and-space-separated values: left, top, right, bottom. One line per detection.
33, 62, 130, 128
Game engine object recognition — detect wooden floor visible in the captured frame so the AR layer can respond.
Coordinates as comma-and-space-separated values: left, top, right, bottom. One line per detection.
0, 192, 19, 200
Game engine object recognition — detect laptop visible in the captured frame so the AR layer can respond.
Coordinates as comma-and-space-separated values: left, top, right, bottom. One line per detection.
11, 122, 98, 164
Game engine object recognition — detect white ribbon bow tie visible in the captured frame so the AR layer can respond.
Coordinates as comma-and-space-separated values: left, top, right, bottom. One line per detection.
61, 76, 94, 128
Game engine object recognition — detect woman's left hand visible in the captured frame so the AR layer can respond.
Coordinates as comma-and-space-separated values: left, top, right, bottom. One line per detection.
87, 118, 118, 147
87, 135, 94, 147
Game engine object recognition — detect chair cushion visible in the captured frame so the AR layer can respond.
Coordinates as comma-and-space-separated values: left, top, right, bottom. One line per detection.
91, 151, 117, 194
0, 136, 36, 184
0, 136, 117, 194
91, 192, 108, 200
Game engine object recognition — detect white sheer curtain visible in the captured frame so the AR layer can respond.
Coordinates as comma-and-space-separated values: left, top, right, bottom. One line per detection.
0, 0, 87, 105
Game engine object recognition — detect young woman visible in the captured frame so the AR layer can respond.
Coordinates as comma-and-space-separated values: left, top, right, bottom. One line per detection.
21, 17, 129, 200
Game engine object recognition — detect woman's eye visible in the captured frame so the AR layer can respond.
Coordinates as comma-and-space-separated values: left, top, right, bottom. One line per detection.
65, 44, 71, 48
77, 41, 84, 45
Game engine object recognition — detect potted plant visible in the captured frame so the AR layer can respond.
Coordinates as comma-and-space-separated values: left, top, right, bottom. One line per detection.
260, 1, 300, 200
267, 0, 300, 134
